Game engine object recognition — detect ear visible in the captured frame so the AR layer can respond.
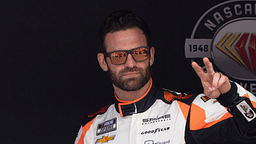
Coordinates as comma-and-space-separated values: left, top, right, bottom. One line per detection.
149, 47, 155, 66
97, 53, 108, 71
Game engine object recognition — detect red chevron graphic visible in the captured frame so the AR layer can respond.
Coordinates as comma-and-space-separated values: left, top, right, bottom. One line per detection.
217, 33, 256, 74
249, 33, 256, 73
235, 33, 252, 70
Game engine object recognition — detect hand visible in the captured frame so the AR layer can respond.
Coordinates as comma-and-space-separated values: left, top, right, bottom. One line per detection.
191, 57, 231, 99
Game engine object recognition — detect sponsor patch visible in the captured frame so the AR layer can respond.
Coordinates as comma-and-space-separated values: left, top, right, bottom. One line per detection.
201, 96, 211, 102
142, 114, 171, 125
144, 139, 170, 144
236, 100, 256, 122
213, 100, 218, 103
95, 135, 115, 144
96, 118, 117, 136
141, 127, 170, 135
144, 140, 154, 144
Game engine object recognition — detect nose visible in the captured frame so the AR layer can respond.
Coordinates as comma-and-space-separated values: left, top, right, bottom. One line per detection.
124, 53, 136, 67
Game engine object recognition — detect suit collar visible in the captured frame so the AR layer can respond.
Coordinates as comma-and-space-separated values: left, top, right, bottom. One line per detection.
114, 79, 163, 117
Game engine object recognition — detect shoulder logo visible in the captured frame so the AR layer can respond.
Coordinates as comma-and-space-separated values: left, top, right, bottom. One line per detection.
185, 0, 256, 95
236, 100, 256, 122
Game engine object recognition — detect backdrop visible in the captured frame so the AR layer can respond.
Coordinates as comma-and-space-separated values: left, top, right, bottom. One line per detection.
1, 0, 232, 143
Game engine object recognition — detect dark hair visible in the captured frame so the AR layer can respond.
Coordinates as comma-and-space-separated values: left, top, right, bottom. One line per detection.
98, 9, 152, 53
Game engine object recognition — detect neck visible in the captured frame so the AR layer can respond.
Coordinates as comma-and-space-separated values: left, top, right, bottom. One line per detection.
113, 78, 152, 101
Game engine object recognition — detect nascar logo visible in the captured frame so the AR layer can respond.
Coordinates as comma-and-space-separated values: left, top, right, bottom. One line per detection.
185, 0, 256, 94
216, 32, 256, 74
96, 118, 117, 136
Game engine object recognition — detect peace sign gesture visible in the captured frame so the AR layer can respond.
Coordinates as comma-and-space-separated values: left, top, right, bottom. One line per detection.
191, 57, 231, 99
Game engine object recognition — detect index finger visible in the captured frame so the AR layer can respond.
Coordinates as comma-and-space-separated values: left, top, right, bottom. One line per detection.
191, 61, 205, 77
203, 57, 215, 75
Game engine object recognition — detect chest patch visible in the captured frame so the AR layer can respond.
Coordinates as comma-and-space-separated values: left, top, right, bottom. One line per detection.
96, 118, 117, 136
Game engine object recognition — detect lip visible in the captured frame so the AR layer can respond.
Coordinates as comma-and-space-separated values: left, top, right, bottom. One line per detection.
122, 72, 140, 78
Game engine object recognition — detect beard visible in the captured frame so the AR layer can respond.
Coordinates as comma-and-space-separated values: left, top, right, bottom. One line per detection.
108, 65, 151, 91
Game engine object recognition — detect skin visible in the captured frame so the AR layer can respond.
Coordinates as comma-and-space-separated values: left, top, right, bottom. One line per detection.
98, 27, 231, 101
192, 57, 231, 98
97, 27, 155, 101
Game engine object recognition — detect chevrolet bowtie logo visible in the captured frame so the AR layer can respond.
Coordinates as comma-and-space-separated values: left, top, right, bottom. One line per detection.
216, 33, 256, 73
96, 135, 115, 143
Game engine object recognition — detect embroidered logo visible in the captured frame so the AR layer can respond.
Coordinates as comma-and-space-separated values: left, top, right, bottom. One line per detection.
141, 127, 170, 135
144, 139, 170, 144
95, 135, 115, 144
96, 118, 117, 136
236, 100, 256, 122
201, 96, 210, 102
142, 114, 171, 125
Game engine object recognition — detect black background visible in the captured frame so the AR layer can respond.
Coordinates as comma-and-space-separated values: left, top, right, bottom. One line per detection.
1, 0, 225, 143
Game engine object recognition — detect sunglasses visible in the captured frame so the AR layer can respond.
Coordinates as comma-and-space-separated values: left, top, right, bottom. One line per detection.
104, 46, 150, 65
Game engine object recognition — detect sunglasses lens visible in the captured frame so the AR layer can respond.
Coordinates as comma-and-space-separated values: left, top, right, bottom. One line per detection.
132, 47, 149, 61
108, 47, 149, 65
110, 52, 127, 65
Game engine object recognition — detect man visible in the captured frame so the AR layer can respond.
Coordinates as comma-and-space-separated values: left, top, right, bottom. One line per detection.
75, 9, 256, 144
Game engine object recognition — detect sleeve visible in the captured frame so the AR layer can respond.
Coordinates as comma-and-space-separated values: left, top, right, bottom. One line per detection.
74, 104, 111, 144
185, 82, 256, 144
74, 118, 95, 144
217, 82, 256, 134
74, 125, 84, 144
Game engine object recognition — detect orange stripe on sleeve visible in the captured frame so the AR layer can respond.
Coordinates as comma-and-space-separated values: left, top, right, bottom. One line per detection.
190, 103, 233, 131
177, 101, 190, 121
77, 118, 95, 144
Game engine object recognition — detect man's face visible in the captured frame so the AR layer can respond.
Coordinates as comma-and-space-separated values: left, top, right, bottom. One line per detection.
103, 27, 154, 91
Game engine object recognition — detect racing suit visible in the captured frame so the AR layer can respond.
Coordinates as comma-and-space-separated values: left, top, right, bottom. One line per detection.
75, 79, 256, 144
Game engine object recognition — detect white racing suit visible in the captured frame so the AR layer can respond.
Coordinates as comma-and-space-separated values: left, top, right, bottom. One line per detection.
75, 80, 256, 144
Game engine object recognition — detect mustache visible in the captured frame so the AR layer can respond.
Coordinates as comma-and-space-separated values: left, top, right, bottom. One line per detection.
119, 66, 142, 74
